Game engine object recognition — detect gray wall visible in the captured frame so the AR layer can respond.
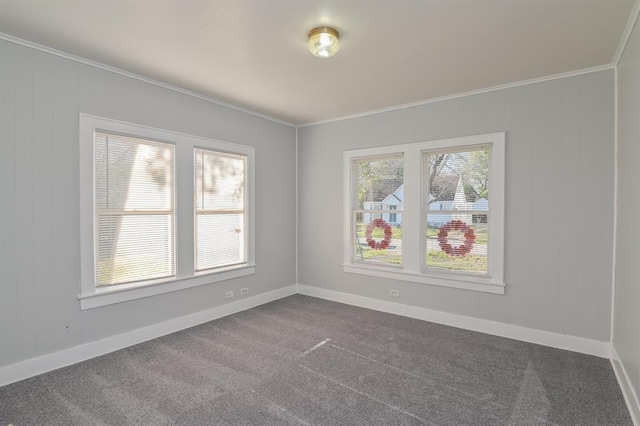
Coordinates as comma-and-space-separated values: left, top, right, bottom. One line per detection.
298, 70, 615, 342
614, 14, 640, 403
0, 39, 297, 369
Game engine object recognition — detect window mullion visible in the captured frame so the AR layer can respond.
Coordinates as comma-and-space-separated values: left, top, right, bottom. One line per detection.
402, 148, 422, 273
175, 141, 193, 280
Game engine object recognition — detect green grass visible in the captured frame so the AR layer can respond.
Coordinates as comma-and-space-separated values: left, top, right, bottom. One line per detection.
356, 223, 402, 239
97, 256, 171, 286
426, 225, 488, 244
355, 244, 402, 265
356, 223, 488, 243
356, 248, 487, 271
355, 222, 488, 271
426, 250, 487, 272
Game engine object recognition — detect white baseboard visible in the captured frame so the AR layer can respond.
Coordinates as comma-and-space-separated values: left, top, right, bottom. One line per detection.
612, 346, 640, 425
0, 283, 615, 389
297, 285, 611, 358
0, 285, 297, 387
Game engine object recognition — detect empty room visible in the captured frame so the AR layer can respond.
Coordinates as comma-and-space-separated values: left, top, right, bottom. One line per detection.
1, 1, 640, 424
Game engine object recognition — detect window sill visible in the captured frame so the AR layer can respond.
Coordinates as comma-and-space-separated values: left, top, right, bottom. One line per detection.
343, 263, 505, 294
79, 264, 256, 310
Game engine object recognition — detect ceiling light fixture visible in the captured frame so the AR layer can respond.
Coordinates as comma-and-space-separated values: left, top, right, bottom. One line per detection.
307, 26, 340, 58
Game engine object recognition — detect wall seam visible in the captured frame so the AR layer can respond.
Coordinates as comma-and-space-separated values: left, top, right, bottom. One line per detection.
295, 127, 299, 285
610, 66, 619, 348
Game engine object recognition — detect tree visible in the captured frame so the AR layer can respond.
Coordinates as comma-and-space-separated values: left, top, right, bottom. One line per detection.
461, 149, 489, 200
357, 158, 403, 207
426, 149, 489, 202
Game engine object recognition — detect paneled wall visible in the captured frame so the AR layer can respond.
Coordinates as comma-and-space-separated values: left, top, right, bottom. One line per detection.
0, 39, 297, 369
614, 11, 640, 407
298, 70, 615, 342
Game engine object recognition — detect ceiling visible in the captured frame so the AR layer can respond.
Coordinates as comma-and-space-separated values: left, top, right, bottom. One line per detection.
0, 0, 635, 126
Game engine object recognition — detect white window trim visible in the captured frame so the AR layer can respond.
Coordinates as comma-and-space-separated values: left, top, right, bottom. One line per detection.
79, 114, 256, 309
343, 132, 505, 295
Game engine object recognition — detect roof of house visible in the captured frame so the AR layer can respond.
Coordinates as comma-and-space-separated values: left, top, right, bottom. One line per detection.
368, 175, 481, 204
364, 178, 403, 203
430, 175, 480, 203
430, 175, 460, 202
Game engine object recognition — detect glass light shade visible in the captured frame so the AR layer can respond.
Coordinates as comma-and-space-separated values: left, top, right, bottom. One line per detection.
307, 26, 340, 58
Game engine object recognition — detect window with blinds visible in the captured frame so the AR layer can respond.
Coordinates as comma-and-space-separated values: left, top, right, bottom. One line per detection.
424, 146, 490, 275
94, 131, 175, 287
352, 155, 403, 266
80, 115, 256, 309
194, 148, 247, 272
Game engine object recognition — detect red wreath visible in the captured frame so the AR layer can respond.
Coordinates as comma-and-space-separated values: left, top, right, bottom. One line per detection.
365, 218, 393, 250
437, 220, 476, 256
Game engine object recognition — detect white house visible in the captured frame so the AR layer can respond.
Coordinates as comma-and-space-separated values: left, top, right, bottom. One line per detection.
427, 177, 489, 226
363, 184, 404, 225
364, 178, 489, 227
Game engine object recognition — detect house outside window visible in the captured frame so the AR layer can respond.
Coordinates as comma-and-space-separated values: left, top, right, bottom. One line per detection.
343, 133, 505, 294
79, 114, 255, 309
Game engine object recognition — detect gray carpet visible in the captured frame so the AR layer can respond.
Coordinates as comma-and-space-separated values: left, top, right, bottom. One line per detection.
0, 294, 631, 425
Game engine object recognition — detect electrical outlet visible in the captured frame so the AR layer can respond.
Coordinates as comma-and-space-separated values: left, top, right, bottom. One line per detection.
389, 289, 400, 297
64, 321, 71, 333
240, 288, 249, 295
225, 290, 234, 299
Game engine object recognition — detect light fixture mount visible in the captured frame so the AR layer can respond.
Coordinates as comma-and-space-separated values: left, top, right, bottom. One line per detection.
307, 26, 340, 58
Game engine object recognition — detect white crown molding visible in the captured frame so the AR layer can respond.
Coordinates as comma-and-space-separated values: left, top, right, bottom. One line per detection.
0, 32, 296, 129
612, 347, 640, 425
297, 285, 611, 358
0, 285, 297, 387
0, 31, 619, 130
614, 0, 640, 66
298, 64, 615, 128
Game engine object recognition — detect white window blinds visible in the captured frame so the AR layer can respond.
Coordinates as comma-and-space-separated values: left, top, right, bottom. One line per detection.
194, 148, 247, 272
424, 146, 490, 275
352, 156, 404, 266
94, 131, 175, 287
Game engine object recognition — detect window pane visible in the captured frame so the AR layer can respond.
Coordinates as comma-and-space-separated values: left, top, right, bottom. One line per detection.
96, 214, 174, 286
426, 148, 490, 209
94, 132, 175, 287
96, 132, 173, 211
195, 149, 245, 211
355, 157, 403, 210
196, 214, 245, 271
426, 218, 488, 274
354, 215, 402, 266
353, 156, 403, 266
425, 147, 490, 274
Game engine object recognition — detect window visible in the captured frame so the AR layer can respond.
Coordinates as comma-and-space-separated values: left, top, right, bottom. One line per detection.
352, 156, 403, 267
343, 133, 505, 294
389, 205, 397, 223
80, 115, 255, 309
425, 146, 490, 275
194, 149, 247, 272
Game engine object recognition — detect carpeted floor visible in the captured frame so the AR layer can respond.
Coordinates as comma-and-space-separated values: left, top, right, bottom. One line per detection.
0, 294, 631, 425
